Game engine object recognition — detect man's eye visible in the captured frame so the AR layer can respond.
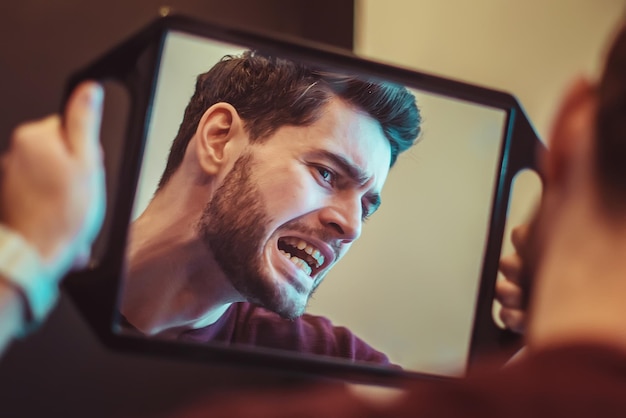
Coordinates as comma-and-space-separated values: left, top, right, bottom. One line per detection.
316, 166, 336, 185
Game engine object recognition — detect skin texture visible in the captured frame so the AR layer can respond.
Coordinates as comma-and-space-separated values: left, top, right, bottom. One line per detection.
124, 97, 390, 336
198, 98, 390, 320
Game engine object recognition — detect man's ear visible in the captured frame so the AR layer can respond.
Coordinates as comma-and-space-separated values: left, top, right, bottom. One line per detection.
195, 102, 245, 175
543, 77, 597, 188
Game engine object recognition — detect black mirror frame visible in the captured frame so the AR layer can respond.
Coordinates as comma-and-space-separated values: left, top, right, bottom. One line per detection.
61, 14, 545, 386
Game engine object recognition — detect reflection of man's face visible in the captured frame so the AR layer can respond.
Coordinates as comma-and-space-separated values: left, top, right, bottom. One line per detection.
198, 98, 391, 319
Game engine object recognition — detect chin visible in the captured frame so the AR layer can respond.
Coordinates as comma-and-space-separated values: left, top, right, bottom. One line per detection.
260, 285, 308, 320
274, 305, 307, 321
257, 251, 312, 319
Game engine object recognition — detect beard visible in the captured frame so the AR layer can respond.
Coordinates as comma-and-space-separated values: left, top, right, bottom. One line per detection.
197, 153, 320, 319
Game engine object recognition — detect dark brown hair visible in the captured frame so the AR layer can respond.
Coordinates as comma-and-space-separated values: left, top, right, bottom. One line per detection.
595, 23, 626, 209
157, 51, 420, 189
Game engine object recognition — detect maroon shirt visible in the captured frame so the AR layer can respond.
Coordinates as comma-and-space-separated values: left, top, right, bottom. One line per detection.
176, 302, 391, 365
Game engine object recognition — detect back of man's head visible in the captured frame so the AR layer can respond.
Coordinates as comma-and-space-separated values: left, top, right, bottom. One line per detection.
595, 22, 626, 211
157, 51, 421, 189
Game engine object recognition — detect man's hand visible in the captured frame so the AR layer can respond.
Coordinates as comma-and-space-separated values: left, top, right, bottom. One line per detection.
496, 224, 529, 334
0, 82, 105, 276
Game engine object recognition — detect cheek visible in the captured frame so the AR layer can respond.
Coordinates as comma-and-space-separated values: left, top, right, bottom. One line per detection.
258, 171, 323, 220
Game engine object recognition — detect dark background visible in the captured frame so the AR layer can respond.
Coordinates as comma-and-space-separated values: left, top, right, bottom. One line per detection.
0, 0, 354, 147
0, 1, 354, 416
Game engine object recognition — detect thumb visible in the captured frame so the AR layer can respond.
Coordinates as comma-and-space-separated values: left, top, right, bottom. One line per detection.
63, 81, 104, 160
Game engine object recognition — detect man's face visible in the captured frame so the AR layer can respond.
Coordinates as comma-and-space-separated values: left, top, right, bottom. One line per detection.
198, 98, 391, 319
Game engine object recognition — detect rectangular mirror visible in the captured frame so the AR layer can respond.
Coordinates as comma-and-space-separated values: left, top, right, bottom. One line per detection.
64, 15, 541, 384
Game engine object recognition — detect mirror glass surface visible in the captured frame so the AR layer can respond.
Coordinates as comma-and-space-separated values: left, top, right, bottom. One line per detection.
117, 30, 508, 377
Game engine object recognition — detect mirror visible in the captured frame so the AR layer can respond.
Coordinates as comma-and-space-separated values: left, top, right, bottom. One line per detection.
111, 29, 509, 378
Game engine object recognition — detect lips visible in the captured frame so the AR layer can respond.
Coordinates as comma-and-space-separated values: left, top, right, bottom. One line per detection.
277, 236, 329, 277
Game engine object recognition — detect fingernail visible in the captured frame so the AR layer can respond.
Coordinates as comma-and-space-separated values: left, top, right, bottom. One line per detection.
84, 83, 104, 108
91, 84, 104, 108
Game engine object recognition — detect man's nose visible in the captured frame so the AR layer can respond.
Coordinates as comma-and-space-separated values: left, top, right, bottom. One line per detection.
318, 196, 362, 243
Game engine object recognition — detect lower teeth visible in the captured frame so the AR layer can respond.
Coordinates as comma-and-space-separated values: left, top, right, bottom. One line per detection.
280, 250, 312, 275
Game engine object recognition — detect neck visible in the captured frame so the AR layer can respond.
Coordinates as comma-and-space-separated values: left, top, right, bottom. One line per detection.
527, 192, 626, 354
120, 178, 243, 338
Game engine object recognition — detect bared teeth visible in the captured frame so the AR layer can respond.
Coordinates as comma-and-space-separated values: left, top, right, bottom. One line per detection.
279, 249, 312, 275
282, 237, 325, 268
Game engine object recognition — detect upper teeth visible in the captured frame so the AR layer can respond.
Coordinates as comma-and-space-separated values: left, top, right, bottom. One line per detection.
279, 237, 326, 275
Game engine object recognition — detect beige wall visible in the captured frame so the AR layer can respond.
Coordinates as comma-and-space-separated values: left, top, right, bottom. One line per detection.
356, 0, 624, 140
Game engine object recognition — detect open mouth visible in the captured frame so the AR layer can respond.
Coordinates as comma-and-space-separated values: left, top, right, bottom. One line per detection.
277, 237, 326, 277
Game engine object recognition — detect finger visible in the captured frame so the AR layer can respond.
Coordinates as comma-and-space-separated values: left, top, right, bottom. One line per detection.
499, 307, 525, 334
511, 224, 529, 252
63, 81, 104, 159
495, 277, 523, 309
499, 253, 523, 284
